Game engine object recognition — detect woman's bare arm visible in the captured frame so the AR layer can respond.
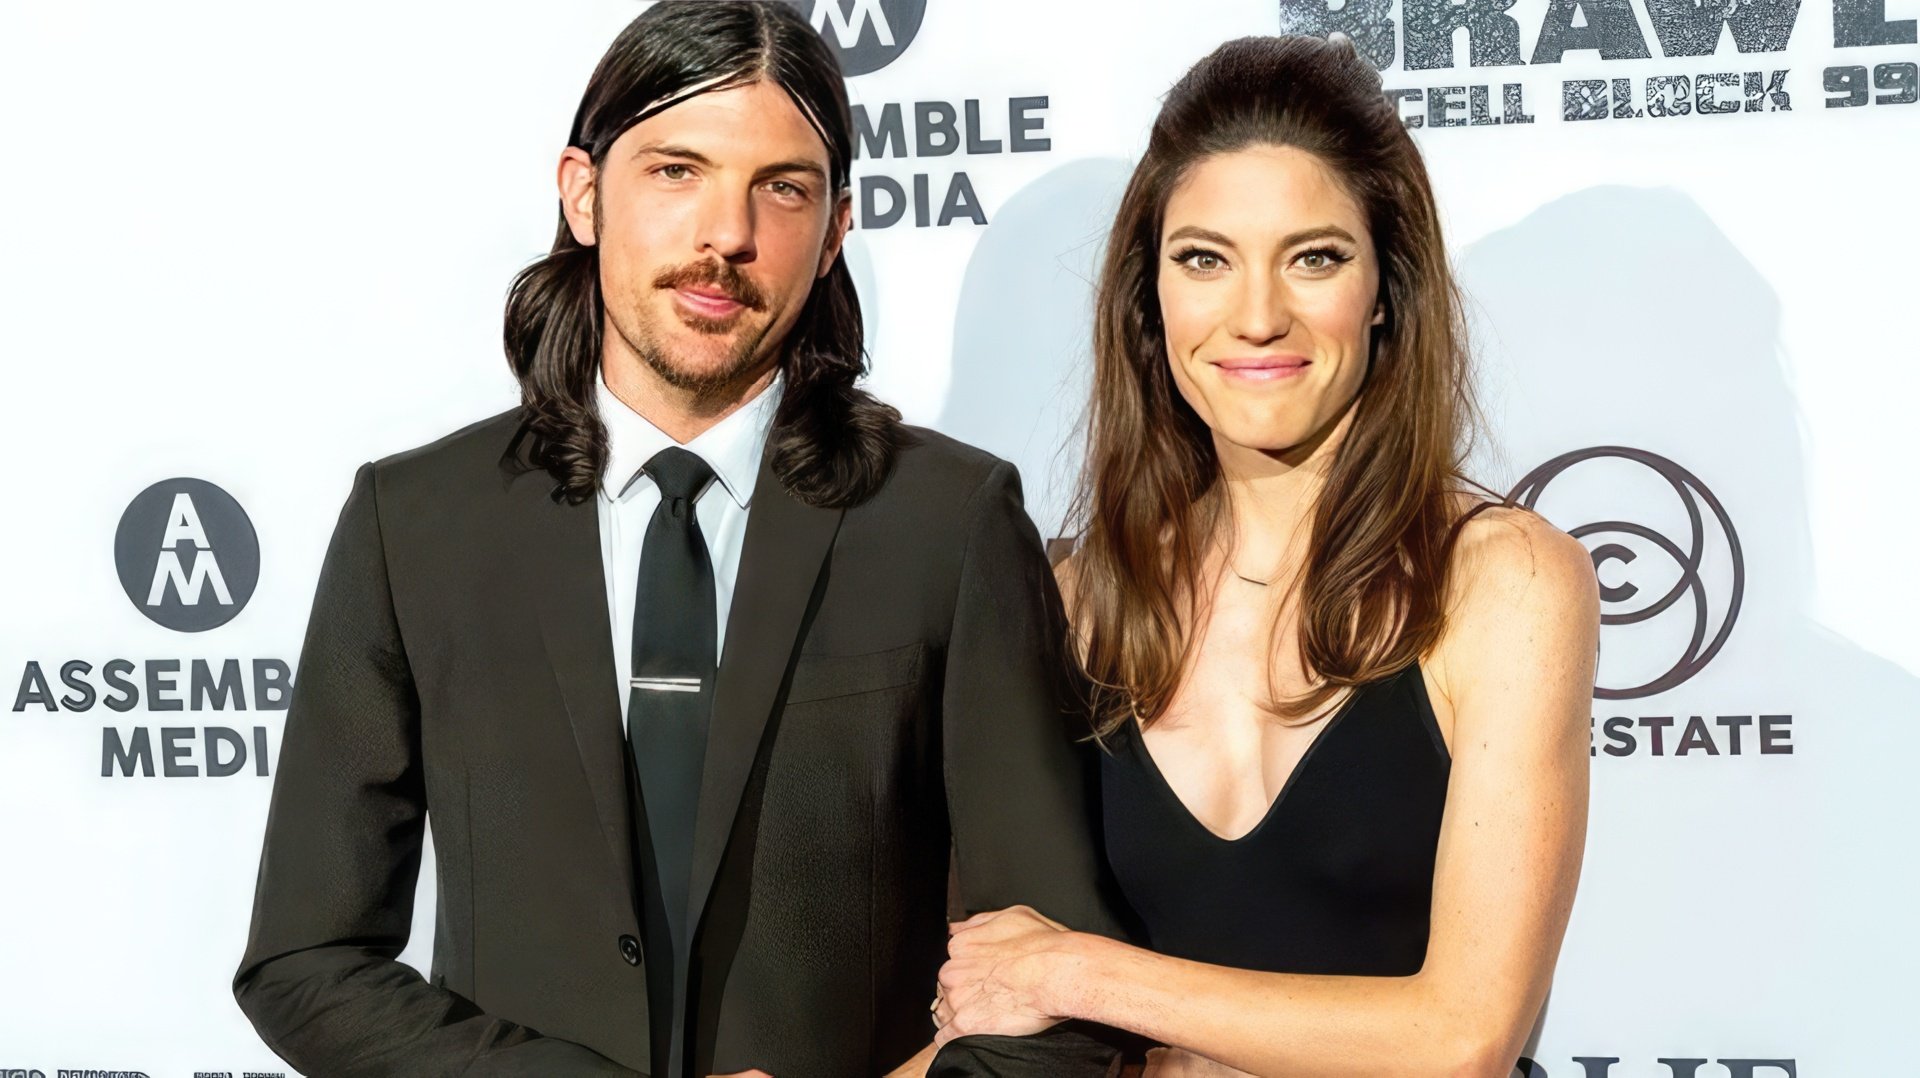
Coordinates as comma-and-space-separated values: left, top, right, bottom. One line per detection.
939, 510, 1599, 1077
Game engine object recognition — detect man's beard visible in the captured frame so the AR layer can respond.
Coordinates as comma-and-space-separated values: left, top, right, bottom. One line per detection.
622, 258, 782, 407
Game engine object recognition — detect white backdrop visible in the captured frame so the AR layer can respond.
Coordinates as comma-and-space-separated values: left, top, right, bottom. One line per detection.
2, 0, 1916, 1074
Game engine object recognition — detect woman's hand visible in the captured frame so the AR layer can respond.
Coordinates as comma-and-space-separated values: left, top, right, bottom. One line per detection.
1140, 1047, 1254, 1077
932, 904, 1081, 1045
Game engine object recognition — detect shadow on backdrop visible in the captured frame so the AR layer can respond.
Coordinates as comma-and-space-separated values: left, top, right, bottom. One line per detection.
1459, 185, 1917, 1071
939, 157, 1134, 540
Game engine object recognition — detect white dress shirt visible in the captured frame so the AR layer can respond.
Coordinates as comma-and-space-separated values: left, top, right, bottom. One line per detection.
595, 368, 783, 732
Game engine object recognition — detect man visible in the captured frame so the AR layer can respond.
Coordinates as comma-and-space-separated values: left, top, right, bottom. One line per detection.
233, 3, 1123, 1076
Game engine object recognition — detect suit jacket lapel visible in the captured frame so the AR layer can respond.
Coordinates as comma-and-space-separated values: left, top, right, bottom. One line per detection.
686, 450, 843, 937
502, 432, 635, 907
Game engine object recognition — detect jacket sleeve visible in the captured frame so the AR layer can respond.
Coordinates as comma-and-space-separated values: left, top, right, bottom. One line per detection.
940, 460, 1122, 935
232, 462, 639, 1078
930, 461, 1138, 1077
928, 1028, 1133, 1077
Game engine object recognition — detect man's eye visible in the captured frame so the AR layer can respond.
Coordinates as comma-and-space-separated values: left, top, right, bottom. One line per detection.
768, 180, 801, 197
659, 164, 692, 180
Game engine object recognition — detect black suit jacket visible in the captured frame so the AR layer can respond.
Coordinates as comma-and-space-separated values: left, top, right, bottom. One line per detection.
233, 407, 1125, 1077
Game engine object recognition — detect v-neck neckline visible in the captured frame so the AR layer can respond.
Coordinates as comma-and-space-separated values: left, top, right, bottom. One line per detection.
1126, 674, 1380, 845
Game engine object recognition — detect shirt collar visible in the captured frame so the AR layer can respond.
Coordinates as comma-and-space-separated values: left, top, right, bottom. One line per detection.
595, 367, 784, 510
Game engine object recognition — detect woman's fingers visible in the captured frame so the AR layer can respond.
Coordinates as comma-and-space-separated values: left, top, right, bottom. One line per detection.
952, 915, 1030, 948
948, 906, 1009, 932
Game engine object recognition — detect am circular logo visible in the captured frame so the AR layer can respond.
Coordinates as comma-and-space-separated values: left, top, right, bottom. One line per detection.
782, 0, 927, 76
113, 478, 260, 633
1507, 446, 1743, 700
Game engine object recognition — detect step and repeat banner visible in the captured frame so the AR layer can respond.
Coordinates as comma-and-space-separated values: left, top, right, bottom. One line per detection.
2, 0, 1915, 1074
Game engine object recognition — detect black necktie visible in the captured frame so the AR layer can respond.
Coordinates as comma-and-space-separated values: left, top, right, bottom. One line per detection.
626, 445, 717, 1078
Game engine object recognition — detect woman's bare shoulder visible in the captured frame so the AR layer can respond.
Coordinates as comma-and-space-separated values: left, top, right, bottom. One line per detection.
1445, 500, 1592, 604
1425, 497, 1599, 715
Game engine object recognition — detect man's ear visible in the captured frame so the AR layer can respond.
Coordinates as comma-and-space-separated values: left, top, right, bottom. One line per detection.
817, 190, 853, 278
558, 146, 599, 247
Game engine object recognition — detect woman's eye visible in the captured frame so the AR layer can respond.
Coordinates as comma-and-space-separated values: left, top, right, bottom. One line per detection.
1172, 248, 1227, 273
1297, 247, 1352, 272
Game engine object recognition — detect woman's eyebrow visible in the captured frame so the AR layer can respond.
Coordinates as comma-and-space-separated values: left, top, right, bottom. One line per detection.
1165, 225, 1235, 247
1163, 224, 1359, 248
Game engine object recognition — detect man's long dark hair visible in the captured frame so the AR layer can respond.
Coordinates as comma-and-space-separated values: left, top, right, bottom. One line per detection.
504, 0, 900, 507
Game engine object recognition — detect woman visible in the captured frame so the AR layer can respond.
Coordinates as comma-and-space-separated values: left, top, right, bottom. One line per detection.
931, 34, 1599, 1077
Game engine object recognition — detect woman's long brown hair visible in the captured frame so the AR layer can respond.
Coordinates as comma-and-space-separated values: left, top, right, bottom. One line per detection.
1069, 34, 1496, 736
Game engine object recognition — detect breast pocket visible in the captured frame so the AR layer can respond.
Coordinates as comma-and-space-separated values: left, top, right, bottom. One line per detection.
783, 642, 930, 705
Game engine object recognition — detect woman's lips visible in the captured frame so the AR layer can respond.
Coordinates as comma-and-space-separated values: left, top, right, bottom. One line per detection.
1212, 355, 1311, 381
673, 287, 746, 319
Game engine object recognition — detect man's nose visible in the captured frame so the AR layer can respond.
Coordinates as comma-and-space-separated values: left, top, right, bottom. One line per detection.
692, 183, 758, 263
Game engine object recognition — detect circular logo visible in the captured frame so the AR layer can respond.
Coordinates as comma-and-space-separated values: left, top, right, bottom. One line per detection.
782, 0, 927, 76
1507, 447, 1743, 699
114, 478, 260, 633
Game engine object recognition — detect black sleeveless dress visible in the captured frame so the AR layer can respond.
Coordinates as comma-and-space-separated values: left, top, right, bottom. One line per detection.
1100, 661, 1450, 976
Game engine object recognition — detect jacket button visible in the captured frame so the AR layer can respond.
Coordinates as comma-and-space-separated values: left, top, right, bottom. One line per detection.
618, 934, 642, 966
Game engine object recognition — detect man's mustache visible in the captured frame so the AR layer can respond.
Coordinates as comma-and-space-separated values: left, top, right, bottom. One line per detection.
652, 260, 767, 312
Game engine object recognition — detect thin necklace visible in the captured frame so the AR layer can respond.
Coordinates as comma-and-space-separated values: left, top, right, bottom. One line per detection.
1229, 560, 1280, 587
